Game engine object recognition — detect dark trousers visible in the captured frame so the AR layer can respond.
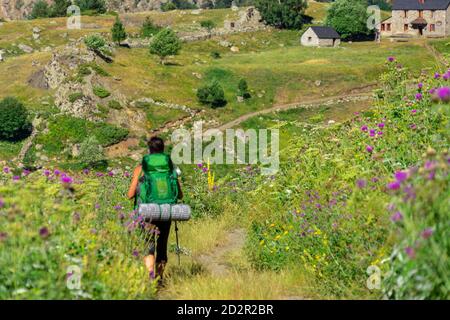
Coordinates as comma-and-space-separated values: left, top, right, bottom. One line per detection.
143, 221, 172, 263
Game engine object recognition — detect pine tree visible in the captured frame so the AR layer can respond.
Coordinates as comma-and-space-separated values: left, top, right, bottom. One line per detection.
111, 17, 127, 45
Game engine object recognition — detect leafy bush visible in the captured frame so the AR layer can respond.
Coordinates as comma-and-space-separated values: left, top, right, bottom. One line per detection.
93, 86, 111, 99
108, 100, 122, 110
255, 0, 308, 29
238, 78, 251, 99
0, 97, 32, 141
69, 92, 84, 103
210, 51, 221, 59
200, 20, 216, 34
78, 136, 105, 167
84, 34, 112, 60
29, 0, 51, 19
149, 28, 182, 64
161, 1, 177, 11
75, 0, 106, 14
197, 80, 227, 108
140, 17, 161, 38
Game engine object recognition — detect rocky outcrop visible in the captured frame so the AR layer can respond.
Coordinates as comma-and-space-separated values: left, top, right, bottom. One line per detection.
0, 0, 210, 20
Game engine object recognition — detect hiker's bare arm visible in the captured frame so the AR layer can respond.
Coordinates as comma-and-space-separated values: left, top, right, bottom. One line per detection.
128, 165, 142, 200
177, 179, 183, 200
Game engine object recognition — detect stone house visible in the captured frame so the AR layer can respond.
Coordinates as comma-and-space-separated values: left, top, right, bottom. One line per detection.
379, 0, 450, 38
300, 26, 341, 47
224, 7, 263, 31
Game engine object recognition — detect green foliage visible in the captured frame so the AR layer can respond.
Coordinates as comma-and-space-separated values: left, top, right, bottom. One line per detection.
78, 136, 105, 167
50, 0, 71, 17
93, 86, 111, 99
326, 0, 372, 40
210, 51, 221, 59
200, 20, 216, 33
149, 28, 182, 64
84, 34, 107, 51
197, 80, 227, 108
0, 97, 32, 141
75, 0, 107, 14
255, 0, 308, 29
35, 115, 128, 155
29, 0, 51, 19
140, 17, 161, 38
238, 78, 251, 99
161, 1, 177, 11
108, 100, 122, 110
68, 92, 84, 103
111, 17, 127, 45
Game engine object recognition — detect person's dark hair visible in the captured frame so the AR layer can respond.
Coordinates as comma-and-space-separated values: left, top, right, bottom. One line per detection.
148, 136, 164, 154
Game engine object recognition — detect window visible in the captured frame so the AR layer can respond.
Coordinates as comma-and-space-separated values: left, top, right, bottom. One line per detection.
404, 24, 409, 31
387, 23, 391, 31
419, 10, 423, 18
404, 10, 408, 18
381, 24, 385, 31
308, 37, 312, 42
430, 24, 436, 32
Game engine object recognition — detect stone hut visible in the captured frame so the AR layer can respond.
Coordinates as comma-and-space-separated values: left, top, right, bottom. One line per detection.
300, 26, 341, 47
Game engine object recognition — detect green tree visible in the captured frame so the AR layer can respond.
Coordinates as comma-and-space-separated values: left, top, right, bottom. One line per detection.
255, 0, 308, 29
111, 17, 127, 45
161, 1, 177, 11
197, 80, 227, 108
0, 97, 32, 141
75, 0, 106, 14
141, 17, 161, 38
326, 0, 372, 40
50, 0, 71, 17
29, 0, 51, 19
149, 28, 182, 65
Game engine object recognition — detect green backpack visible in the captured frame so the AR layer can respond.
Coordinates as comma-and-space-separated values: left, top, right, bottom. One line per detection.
136, 153, 179, 208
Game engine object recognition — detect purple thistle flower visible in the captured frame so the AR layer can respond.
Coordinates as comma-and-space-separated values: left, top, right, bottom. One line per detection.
96, 172, 104, 177
421, 228, 433, 239
387, 56, 395, 62
82, 169, 90, 175
43, 170, 51, 177
394, 170, 408, 183
108, 171, 114, 177
12, 175, 20, 181
356, 179, 367, 189
434, 72, 440, 79
443, 73, 450, 81
39, 227, 50, 239
95, 203, 100, 209
124, 171, 130, 178
114, 205, 123, 211
60, 176, 73, 184
429, 88, 436, 94
54, 169, 61, 176
437, 87, 450, 102
3, 167, 10, 174
377, 131, 383, 136
378, 122, 385, 129
369, 129, 376, 137
361, 125, 368, 132
23, 169, 31, 176
411, 109, 417, 114
0, 232, 7, 242
366, 145, 374, 153
417, 83, 423, 89
202, 167, 208, 173
390, 211, 403, 222
387, 181, 401, 191
428, 171, 436, 180
415, 93, 423, 101
132, 249, 139, 258
410, 124, 417, 130
405, 247, 415, 259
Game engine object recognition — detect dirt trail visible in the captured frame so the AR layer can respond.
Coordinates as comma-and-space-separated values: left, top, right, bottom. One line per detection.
424, 43, 449, 68
217, 92, 373, 131
196, 228, 246, 277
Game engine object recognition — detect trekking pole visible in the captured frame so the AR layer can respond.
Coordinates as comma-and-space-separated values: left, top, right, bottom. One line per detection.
175, 221, 181, 266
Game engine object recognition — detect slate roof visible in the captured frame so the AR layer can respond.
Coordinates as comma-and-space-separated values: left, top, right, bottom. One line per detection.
392, 0, 450, 10
309, 26, 340, 39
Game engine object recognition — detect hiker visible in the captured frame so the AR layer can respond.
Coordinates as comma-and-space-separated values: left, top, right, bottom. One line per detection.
127, 136, 183, 281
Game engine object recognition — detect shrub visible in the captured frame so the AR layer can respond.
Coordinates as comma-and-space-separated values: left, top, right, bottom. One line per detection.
211, 51, 221, 59
111, 17, 127, 45
238, 78, 251, 99
0, 97, 32, 141
140, 17, 161, 38
75, 0, 106, 15
108, 100, 122, 110
149, 28, 182, 65
200, 20, 216, 34
93, 86, 111, 99
78, 135, 105, 167
29, 0, 51, 19
161, 2, 177, 11
84, 34, 107, 51
69, 92, 84, 103
197, 80, 227, 108
50, 0, 71, 17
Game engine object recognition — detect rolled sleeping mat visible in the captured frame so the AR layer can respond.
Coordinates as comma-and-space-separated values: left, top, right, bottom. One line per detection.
138, 203, 191, 222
